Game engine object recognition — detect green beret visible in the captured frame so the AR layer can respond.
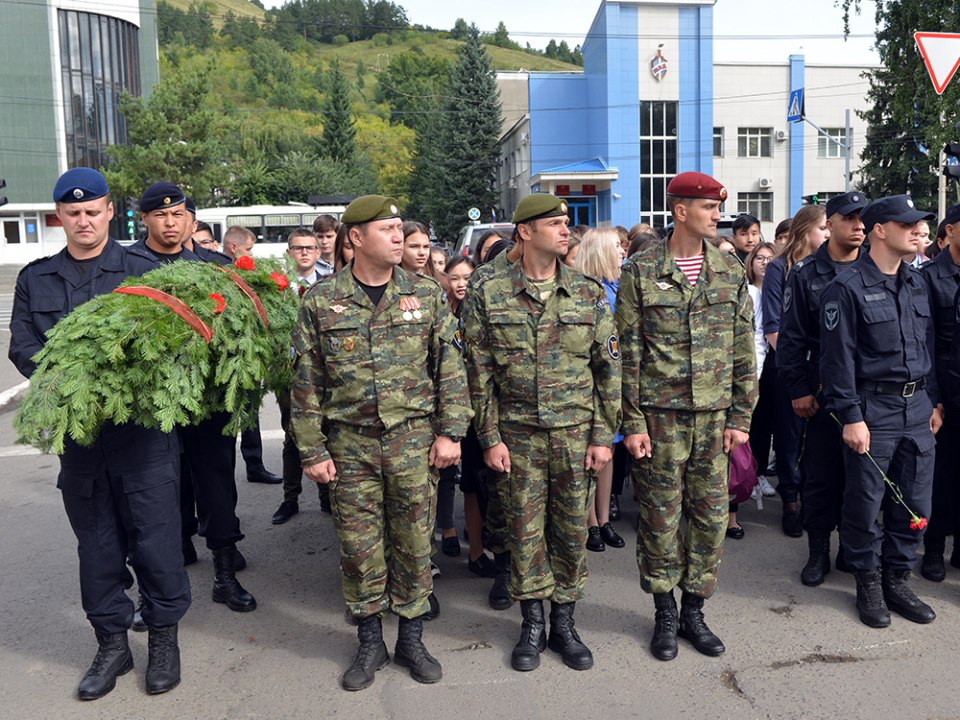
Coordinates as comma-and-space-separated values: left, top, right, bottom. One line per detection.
341, 195, 401, 224
512, 193, 568, 224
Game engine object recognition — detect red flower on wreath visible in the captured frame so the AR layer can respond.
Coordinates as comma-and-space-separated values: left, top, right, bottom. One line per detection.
209, 293, 226, 313
910, 517, 928, 530
269, 272, 289, 291
234, 256, 255, 271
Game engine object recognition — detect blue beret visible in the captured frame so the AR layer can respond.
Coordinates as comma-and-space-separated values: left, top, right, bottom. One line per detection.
185, 197, 196, 215
53, 168, 108, 203
140, 181, 185, 214
861, 195, 934, 231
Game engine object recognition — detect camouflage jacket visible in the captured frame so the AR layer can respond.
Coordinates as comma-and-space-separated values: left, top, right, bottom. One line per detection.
614, 238, 757, 435
462, 258, 622, 449
290, 264, 472, 466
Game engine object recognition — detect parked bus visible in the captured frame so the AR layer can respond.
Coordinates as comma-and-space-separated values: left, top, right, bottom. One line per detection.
195, 202, 350, 257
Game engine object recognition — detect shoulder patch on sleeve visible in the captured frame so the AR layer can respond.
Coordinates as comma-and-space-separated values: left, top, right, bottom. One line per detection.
824, 300, 840, 331
606, 334, 620, 360
782, 286, 793, 313
597, 296, 609, 311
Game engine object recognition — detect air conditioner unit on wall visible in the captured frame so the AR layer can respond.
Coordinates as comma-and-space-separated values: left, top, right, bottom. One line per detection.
759, 178, 773, 189
775, 130, 788, 141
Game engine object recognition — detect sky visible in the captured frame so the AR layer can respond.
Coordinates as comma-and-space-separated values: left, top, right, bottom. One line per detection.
264, 0, 884, 65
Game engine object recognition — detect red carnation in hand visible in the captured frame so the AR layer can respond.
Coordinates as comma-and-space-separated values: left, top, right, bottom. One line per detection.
209, 293, 226, 313
270, 272, 289, 291
910, 517, 928, 530
234, 256, 255, 271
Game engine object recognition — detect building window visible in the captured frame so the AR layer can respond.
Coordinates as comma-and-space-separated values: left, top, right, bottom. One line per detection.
58, 10, 141, 171
818, 129, 847, 158
713, 127, 723, 157
639, 100, 678, 229
737, 128, 772, 158
738, 192, 773, 222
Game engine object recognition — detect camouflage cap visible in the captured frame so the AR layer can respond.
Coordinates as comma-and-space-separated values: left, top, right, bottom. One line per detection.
512, 193, 568, 224
341, 195, 401, 224
666, 172, 727, 202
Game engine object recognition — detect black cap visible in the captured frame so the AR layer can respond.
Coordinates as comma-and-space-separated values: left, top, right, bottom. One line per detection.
860, 195, 935, 231
185, 197, 196, 215
944, 202, 960, 226
825, 191, 868, 219
139, 181, 185, 214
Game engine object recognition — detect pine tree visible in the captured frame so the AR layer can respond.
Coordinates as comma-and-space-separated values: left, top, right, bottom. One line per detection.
318, 58, 358, 163
427, 25, 503, 240
842, 0, 960, 209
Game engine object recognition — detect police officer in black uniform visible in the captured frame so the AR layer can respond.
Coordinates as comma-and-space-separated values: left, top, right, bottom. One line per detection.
8, 169, 190, 699
778, 191, 866, 586
922, 202, 960, 579
181, 197, 232, 266
134, 182, 257, 614
820, 194, 941, 628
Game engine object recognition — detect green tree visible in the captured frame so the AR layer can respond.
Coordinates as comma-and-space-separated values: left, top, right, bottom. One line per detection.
101, 67, 232, 206
840, 1, 960, 210
374, 50, 450, 128
318, 58, 358, 163
451, 18, 469, 40
425, 25, 502, 239
544, 39, 558, 60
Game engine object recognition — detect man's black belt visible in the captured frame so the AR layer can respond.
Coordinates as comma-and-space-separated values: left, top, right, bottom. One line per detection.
858, 378, 925, 398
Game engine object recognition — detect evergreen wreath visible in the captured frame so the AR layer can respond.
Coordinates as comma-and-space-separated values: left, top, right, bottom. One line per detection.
15, 256, 300, 453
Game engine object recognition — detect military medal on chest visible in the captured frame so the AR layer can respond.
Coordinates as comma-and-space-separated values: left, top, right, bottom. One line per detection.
400, 296, 423, 321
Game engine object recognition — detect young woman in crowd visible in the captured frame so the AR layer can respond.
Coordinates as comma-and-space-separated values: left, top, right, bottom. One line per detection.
401, 221, 431, 275
472, 230, 504, 266
762, 205, 828, 537
333, 224, 354, 271
728, 241, 778, 538
574, 228, 626, 552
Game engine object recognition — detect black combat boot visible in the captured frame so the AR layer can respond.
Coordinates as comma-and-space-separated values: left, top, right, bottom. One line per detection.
394, 616, 442, 683
146, 624, 181, 694
853, 569, 891, 628
77, 631, 134, 701
211, 545, 257, 612
800, 531, 832, 586
511, 599, 546, 671
882, 567, 936, 624
547, 602, 593, 670
920, 536, 946, 582
678, 593, 725, 656
489, 552, 512, 611
341, 616, 389, 691
650, 591, 679, 661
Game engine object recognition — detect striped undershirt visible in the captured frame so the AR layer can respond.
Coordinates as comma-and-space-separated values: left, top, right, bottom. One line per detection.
675, 254, 704, 285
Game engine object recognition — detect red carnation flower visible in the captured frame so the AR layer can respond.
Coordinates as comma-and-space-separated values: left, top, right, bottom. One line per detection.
270, 272, 290, 291
209, 292, 226, 313
910, 517, 928, 530
234, 256, 255, 271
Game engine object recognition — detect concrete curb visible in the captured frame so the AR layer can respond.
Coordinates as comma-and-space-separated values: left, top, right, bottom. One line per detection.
0, 380, 29, 410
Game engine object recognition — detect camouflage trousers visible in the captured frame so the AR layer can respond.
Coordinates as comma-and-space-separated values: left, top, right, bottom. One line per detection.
634, 408, 728, 598
498, 423, 593, 603
325, 418, 437, 619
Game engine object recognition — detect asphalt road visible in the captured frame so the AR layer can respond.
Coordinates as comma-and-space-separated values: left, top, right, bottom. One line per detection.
1, 266, 959, 719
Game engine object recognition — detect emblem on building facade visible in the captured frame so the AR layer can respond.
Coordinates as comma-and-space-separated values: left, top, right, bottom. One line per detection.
651, 48, 667, 81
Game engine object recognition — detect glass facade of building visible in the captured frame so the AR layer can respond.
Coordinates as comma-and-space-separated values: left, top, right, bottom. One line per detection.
58, 9, 141, 171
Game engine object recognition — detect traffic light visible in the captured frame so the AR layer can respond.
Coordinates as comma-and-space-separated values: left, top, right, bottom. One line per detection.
801, 194, 818, 206
124, 197, 138, 238
944, 143, 960, 183
0, 178, 7, 207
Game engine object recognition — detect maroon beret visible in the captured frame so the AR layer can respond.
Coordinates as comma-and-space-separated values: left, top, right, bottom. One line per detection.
666, 172, 728, 202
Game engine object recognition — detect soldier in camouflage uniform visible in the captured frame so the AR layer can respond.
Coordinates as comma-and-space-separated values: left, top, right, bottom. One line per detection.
464, 236, 523, 611
290, 196, 472, 691
614, 172, 756, 662
462, 193, 622, 673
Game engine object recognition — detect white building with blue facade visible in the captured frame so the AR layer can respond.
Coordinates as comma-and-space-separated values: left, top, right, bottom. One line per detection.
497, 0, 875, 236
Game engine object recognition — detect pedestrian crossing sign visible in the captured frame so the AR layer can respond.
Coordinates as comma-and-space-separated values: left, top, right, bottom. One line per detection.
788, 89, 804, 123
